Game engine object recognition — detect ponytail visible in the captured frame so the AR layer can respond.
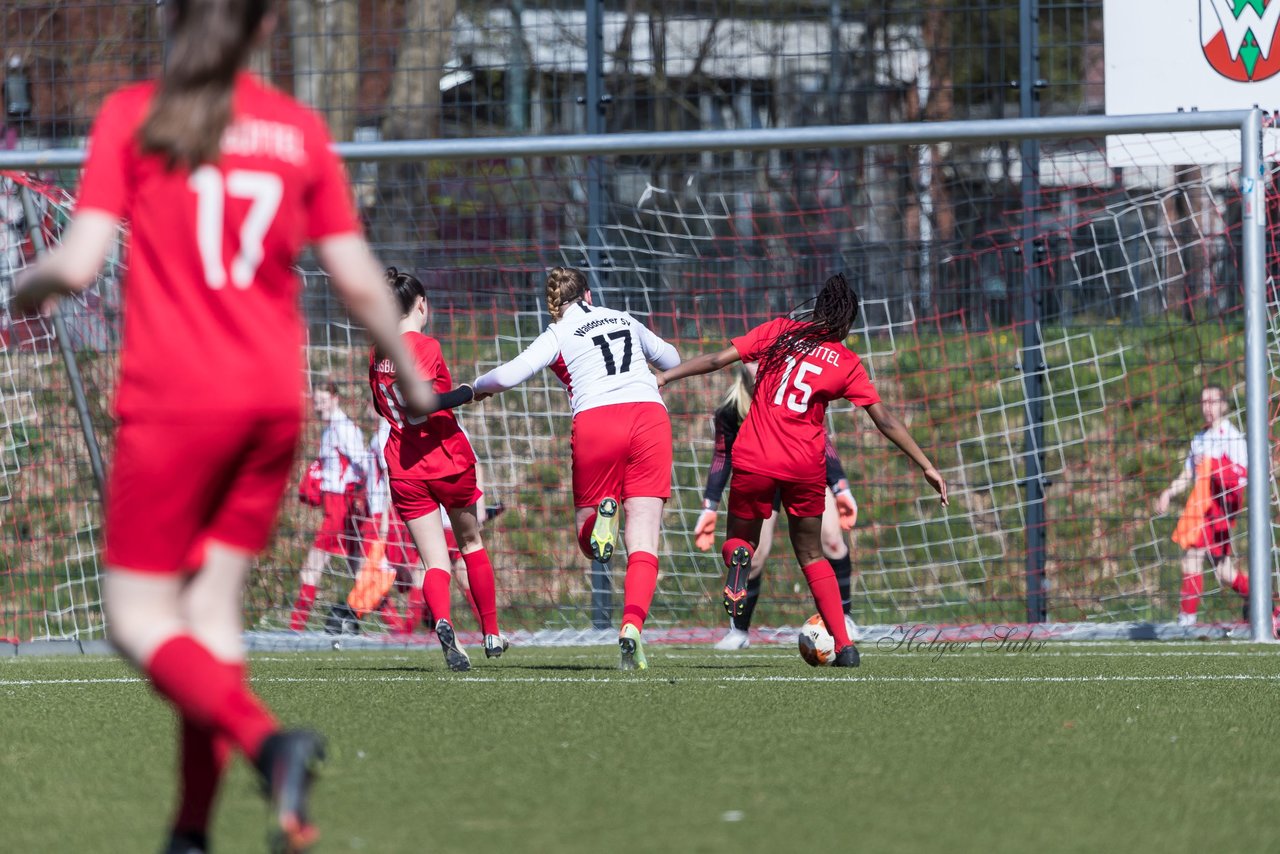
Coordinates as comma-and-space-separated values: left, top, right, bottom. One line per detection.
139, 0, 271, 169
545, 267, 588, 321
758, 273, 860, 377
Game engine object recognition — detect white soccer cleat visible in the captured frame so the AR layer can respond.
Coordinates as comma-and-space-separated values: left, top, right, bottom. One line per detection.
1176, 612, 1196, 628
713, 627, 750, 650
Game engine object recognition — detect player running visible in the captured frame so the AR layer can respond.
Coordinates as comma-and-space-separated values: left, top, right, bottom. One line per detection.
472, 267, 680, 670
11, 1, 436, 850
659, 273, 947, 667
696, 362, 860, 650
369, 267, 508, 671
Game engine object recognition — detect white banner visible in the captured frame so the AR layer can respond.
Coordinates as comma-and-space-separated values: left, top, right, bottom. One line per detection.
1105, 0, 1280, 164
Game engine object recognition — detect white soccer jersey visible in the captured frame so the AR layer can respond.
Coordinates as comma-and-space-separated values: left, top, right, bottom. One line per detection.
318, 408, 366, 494
367, 419, 391, 516
473, 300, 680, 416
1185, 420, 1248, 474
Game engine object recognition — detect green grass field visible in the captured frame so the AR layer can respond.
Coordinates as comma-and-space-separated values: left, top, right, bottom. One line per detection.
3, 642, 1278, 853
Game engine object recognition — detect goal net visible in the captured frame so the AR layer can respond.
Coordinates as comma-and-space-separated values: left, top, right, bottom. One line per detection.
2, 122, 1276, 646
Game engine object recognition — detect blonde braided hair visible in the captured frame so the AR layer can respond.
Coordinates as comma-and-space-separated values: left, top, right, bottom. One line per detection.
546, 267, 588, 321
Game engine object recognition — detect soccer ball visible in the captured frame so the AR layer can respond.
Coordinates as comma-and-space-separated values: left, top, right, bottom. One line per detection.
797, 613, 859, 667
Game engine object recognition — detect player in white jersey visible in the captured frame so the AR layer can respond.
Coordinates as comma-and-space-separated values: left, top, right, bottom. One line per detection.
473, 267, 680, 669
1153, 383, 1270, 629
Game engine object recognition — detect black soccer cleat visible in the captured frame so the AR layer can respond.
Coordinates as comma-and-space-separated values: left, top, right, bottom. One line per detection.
435, 618, 472, 672
833, 644, 861, 668
161, 830, 207, 854
723, 546, 752, 618
324, 604, 360, 636
255, 729, 326, 854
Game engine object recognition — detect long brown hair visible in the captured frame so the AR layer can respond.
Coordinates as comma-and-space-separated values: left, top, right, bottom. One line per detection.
546, 267, 588, 321
758, 273, 860, 376
139, 0, 271, 169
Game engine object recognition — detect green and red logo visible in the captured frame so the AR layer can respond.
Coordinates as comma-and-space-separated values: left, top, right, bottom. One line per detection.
1202, 0, 1280, 81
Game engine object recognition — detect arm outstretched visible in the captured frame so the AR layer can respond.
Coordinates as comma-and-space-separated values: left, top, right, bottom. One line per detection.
864, 401, 948, 506
657, 344, 742, 388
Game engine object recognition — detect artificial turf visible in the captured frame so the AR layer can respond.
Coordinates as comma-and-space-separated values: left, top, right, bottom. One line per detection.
2, 642, 1278, 853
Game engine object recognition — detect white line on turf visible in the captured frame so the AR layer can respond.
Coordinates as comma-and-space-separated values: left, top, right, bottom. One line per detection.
2, 673, 1279, 687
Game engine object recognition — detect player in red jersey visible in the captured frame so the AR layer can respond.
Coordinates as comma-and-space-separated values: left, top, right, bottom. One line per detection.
472, 267, 681, 670
659, 273, 947, 667
369, 267, 507, 671
11, 2, 436, 851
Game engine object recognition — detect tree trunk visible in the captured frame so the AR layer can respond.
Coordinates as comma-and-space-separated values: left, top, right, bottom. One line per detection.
289, 0, 323, 110
374, 0, 457, 254
322, 0, 360, 142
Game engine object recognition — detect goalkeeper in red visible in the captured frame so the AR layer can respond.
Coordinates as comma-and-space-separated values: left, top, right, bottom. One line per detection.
11, 1, 436, 851
659, 273, 947, 666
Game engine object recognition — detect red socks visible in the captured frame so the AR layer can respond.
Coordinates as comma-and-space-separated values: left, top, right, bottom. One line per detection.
462, 549, 500, 635
146, 636, 277, 762
802, 560, 852, 648
1231, 572, 1250, 598
422, 568, 452, 625
404, 587, 426, 634
172, 661, 239, 835
1180, 572, 1204, 617
577, 514, 596, 559
622, 552, 660, 632
289, 583, 317, 631
721, 538, 755, 569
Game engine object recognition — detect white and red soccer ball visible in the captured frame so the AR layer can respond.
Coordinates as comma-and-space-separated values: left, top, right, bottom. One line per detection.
797, 613, 860, 666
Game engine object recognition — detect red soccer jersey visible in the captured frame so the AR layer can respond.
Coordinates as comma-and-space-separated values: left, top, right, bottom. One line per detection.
730, 317, 880, 482
76, 73, 359, 417
369, 331, 477, 480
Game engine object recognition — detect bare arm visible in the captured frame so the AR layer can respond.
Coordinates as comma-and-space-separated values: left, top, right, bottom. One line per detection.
864, 401, 948, 506
315, 234, 438, 417
656, 344, 741, 388
11, 211, 119, 314
1156, 467, 1193, 514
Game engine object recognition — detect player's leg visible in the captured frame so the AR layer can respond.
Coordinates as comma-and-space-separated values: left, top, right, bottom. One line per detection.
722, 468, 775, 618
198, 416, 327, 851
820, 488, 855, 612
1178, 547, 1206, 625
403, 505, 470, 672
292, 491, 346, 630
614, 404, 674, 670
446, 497, 508, 658
785, 480, 856, 665
715, 511, 776, 650
570, 407, 627, 563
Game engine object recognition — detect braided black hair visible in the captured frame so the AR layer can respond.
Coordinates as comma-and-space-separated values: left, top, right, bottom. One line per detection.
386, 266, 426, 316
758, 273, 860, 377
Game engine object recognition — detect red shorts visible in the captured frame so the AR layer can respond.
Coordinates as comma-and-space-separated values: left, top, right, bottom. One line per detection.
312, 491, 358, 555
389, 469, 481, 521
357, 512, 421, 569
570, 402, 672, 507
105, 414, 301, 573
728, 468, 826, 520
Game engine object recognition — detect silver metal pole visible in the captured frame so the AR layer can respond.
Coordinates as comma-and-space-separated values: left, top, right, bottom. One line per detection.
17, 185, 107, 502
1240, 109, 1274, 643
0, 111, 1258, 172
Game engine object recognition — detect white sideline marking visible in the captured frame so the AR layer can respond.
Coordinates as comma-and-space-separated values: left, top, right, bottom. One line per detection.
2, 673, 1279, 688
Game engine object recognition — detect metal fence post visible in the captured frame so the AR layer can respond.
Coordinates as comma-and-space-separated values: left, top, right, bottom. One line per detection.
17, 185, 107, 503
1019, 0, 1047, 623
1240, 108, 1275, 643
